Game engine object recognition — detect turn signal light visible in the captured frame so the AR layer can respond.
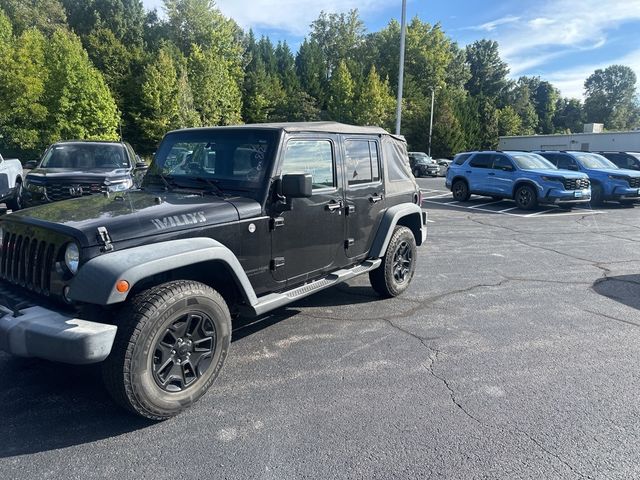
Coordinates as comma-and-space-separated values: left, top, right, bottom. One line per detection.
116, 280, 130, 293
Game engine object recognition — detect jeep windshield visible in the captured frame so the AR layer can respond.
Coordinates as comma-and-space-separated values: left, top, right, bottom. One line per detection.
573, 152, 618, 170
145, 129, 278, 195
509, 153, 557, 170
41, 143, 130, 169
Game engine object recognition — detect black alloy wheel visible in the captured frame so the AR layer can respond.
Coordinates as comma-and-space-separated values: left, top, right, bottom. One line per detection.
514, 185, 537, 210
452, 179, 470, 201
392, 240, 413, 285
152, 311, 217, 392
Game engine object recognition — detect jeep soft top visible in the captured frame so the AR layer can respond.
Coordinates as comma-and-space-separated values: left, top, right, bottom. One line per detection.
0, 122, 427, 419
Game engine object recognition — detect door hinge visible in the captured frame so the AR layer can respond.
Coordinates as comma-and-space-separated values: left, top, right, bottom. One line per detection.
344, 238, 355, 249
270, 257, 285, 270
96, 226, 114, 252
270, 216, 285, 230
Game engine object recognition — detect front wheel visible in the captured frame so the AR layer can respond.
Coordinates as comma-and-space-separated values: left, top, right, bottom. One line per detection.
514, 185, 538, 210
7, 179, 22, 210
102, 280, 231, 420
370, 226, 417, 298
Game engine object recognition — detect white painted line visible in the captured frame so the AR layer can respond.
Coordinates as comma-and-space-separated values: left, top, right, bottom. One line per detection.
468, 200, 505, 209
423, 192, 451, 199
426, 219, 436, 223
498, 206, 519, 212
525, 210, 551, 217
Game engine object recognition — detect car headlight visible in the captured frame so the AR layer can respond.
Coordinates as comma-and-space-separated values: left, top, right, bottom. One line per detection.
64, 242, 80, 274
540, 176, 563, 183
25, 182, 46, 193
608, 174, 628, 181
107, 178, 133, 192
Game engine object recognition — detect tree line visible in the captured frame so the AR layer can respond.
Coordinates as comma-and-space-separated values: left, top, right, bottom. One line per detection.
0, 0, 638, 161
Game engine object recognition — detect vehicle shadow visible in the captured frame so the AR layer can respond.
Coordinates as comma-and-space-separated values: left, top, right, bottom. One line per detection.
0, 308, 301, 458
592, 274, 640, 311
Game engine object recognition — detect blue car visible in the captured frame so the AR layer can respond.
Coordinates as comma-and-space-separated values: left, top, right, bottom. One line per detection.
445, 151, 591, 210
536, 151, 640, 206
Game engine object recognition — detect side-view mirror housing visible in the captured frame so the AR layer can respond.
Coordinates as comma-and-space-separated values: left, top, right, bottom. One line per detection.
25, 160, 38, 169
135, 160, 148, 169
281, 173, 312, 198
502, 165, 514, 172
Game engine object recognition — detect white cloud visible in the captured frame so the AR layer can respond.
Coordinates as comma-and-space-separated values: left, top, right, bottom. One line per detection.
465, 15, 520, 32
465, 0, 640, 97
214, 0, 391, 36
544, 48, 640, 99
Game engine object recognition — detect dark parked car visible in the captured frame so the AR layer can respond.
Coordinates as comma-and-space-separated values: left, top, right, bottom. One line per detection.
0, 122, 427, 419
23, 141, 147, 206
596, 152, 640, 171
409, 152, 439, 177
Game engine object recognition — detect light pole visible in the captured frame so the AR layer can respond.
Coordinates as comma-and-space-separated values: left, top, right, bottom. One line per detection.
395, 0, 407, 135
428, 87, 435, 156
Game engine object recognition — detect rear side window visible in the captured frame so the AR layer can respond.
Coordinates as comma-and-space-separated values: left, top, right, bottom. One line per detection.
281, 139, 335, 189
453, 153, 471, 165
345, 139, 380, 185
469, 154, 492, 168
603, 153, 634, 169
538, 153, 558, 166
556, 155, 578, 170
493, 155, 513, 170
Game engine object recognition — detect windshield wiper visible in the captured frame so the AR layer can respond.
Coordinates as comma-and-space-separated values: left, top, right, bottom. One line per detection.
192, 177, 225, 197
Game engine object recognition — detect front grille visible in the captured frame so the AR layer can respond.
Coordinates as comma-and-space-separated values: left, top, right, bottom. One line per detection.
45, 182, 106, 202
629, 177, 640, 188
1, 232, 57, 295
562, 178, 590, 190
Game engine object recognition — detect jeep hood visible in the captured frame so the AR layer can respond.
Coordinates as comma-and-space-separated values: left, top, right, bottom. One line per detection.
6, 190, 261, 247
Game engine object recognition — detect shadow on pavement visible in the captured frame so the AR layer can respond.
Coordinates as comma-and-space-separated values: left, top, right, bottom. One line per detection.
592, 274, 640, 311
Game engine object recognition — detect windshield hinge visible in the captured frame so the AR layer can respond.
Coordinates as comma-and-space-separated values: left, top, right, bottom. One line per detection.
97, 226, 114, 252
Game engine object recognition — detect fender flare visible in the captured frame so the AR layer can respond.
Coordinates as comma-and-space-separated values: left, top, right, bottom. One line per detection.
68, 238, 258, 306
368, 203, 426, 258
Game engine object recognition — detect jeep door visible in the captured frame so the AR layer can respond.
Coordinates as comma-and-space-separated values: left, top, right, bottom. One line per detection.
270, 136, 346, 285
342, 137, 384, 259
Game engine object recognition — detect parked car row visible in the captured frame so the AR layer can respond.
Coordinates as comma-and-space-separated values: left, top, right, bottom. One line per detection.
408, 152, 450, 177
445, 150, 640, 210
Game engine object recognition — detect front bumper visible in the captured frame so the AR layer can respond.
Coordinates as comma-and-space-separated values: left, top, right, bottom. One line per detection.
610, 186, 640, 201
0, 302, 116, 364
543, 188, 591, 205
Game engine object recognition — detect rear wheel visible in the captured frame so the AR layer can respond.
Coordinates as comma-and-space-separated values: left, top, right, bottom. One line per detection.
452, 179, 470, 201
370, 226, 417, 298
102, 280, 231, 420
514, 185, 538, 210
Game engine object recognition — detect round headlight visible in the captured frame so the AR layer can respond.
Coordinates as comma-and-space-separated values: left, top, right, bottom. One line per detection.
64, 243, 80, 274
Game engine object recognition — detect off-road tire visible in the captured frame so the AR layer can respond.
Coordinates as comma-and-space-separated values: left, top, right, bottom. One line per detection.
452, 179, 470, 201
370, 226, 417, 298
514, 184, 538, 210
413, 169, 420, 178
7, 179, 22, 211
102, 280, 231, 420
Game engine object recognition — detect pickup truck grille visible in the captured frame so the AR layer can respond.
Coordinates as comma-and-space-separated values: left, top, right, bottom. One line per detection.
562, 178, 590, 190
629, 177, 640, 188
0, 232, 58, 295
46, 182, 106, 202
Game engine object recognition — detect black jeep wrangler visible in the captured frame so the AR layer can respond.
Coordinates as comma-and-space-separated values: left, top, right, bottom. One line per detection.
0, 122, 427, 419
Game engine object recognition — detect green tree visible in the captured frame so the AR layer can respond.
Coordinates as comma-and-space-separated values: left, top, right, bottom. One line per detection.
431, 90, 466, 157
352, 66, 394, 128
553, 98, 584, 133
43, 29, 119, 143
326, 60, 355, 123
465, 39, 509, 99
497, 106, 522, 137
188, 44, 242, 126
584, 65, 639, 129
295, 38, 325, 103
509, 80, 538, 134
0, 0, 67, 36
532, 80, 559, 134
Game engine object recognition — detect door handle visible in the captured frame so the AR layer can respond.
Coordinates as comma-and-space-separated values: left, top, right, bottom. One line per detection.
325, 200, 342, 212
369, 194, 383, 203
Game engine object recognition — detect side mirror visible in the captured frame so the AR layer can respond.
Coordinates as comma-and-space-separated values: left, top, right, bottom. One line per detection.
25, 160, 38, 169
501, 165, 514, 172
281, 173, 312, 198
135, 160, 148, 169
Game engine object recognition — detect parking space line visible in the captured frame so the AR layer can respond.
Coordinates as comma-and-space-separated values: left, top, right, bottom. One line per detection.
468, 200, 505, 209
498, 206, 519, 212
423, 193, 452, 199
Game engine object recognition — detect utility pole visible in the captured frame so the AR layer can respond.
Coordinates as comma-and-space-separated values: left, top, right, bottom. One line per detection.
428, 87, 435, 156
394, 0, 407, 135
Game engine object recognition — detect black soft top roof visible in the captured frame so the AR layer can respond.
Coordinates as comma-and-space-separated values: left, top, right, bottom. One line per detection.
168, 122, 405, 141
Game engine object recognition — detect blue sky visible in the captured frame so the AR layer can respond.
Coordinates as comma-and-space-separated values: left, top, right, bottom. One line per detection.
142, 0, 640, 99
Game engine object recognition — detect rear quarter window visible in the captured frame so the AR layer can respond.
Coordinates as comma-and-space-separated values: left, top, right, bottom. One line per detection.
453, 153, 471, 165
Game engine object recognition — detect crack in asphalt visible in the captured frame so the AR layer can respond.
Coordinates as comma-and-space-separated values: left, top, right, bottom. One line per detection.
579, 308, 640, 328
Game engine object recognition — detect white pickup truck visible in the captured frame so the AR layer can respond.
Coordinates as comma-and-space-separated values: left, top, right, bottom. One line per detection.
0, 153, 24, 210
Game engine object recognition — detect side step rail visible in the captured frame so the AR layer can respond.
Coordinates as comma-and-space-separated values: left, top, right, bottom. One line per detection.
247, 259, 382, 317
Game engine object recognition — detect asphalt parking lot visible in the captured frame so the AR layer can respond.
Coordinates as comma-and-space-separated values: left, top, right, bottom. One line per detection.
2, 176, 640, 479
